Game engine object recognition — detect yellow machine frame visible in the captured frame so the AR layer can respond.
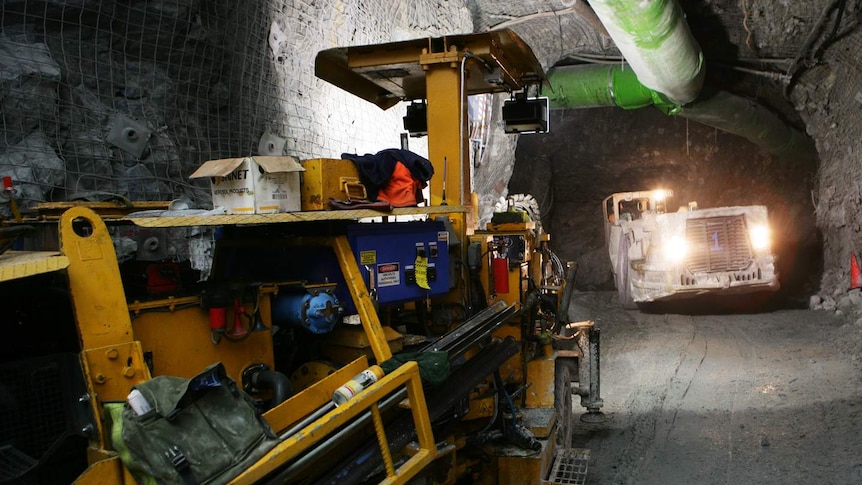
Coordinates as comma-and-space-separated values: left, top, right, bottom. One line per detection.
0, 29, 600, 485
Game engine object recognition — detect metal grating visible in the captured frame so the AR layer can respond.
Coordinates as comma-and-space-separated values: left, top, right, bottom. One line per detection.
0, 445, 38, 482
684, 215, 752, 273
543, 448, 590, 485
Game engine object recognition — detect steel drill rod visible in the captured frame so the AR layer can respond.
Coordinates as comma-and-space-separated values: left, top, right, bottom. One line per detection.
312, 337, 521, 485
279, 401, 336, 441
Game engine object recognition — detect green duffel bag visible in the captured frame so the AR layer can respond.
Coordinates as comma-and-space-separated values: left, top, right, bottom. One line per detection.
106, 362, 279, 485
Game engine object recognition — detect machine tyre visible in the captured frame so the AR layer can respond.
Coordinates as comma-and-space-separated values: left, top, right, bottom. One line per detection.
554, 358, 577, 447
617, 236, 637, 310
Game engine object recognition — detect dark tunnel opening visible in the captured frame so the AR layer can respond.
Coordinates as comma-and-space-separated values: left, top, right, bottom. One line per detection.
509, 106, 821, 310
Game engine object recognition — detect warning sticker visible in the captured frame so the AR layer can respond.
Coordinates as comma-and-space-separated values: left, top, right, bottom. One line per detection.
359, 250, 377, 265
377, 262, 400, 287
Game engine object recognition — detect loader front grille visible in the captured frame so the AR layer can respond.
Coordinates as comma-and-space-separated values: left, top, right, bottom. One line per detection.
684, 215, 752, 273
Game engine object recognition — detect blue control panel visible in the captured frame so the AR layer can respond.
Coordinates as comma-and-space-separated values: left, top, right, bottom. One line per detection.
348, 221, 450, 305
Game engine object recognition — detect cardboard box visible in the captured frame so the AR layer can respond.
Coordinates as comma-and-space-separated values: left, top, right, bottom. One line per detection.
299, 158, 364, 210
190, 156, 304, 214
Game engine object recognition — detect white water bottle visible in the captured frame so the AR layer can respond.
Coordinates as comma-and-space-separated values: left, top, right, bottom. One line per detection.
127, 389, 153, 416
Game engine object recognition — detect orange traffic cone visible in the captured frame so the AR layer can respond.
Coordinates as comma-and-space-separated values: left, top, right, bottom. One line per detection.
851, 252, 862, 290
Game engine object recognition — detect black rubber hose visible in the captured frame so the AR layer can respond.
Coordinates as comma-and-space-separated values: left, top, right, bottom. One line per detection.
251, 369, 293, 409
556, 262, 578, 331
470, 270, 488, 313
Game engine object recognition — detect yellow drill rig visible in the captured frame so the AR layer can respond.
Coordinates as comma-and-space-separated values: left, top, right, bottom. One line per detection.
0, 30, 601, 485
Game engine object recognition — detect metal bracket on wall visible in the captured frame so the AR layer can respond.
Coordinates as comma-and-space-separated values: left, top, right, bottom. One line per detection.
269, 21, 290, 57
107, 114, 152, 158
136, 232, 168, 261
258, 130, 287, 156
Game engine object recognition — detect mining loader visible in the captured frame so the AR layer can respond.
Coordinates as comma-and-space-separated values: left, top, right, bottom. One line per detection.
0, 30, 602, 485
603, 189, 779, 309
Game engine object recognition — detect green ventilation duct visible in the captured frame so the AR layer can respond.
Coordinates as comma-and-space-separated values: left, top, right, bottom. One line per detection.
677, 91, 818, 162
547, 64, 679, 114
587, 0, 705, 105
542, 0, 817, 162
546, 64, 816, 162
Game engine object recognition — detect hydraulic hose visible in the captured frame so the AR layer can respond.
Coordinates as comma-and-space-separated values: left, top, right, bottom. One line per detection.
556, 262, 579, 332
251, 369, 293, 409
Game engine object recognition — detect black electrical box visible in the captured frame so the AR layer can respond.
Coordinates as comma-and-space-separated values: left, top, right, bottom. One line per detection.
403, 101, 428, 137
502, 96, 549, 134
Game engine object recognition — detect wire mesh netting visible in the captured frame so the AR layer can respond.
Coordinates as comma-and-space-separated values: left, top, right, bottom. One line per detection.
1, 0, 285, 215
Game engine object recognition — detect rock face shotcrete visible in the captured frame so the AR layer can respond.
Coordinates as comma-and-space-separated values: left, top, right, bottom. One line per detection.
3, 0, 862, 305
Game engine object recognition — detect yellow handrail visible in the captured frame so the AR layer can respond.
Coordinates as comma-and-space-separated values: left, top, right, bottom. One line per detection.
231, 360, 436, 484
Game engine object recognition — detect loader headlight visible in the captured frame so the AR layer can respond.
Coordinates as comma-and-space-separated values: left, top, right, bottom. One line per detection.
663, 235, 687, 263
750, 224, 770, 251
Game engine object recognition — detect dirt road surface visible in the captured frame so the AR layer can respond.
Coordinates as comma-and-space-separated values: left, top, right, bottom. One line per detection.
568, 292, 862, 485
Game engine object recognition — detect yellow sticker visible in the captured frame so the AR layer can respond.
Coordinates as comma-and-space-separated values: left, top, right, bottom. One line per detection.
359, 250, 376, 265
415, 255, 430, 290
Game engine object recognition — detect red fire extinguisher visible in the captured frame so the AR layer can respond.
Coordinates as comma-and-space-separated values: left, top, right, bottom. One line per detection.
492, 257, 509, 294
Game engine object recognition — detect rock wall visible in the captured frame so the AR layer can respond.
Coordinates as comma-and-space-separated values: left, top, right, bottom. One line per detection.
0, 0, 472, 214
4, 0, 860, 305
791, 26, 862, 301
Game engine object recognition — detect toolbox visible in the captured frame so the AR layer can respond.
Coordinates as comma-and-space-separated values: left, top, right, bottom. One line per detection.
299, 158, 365, 210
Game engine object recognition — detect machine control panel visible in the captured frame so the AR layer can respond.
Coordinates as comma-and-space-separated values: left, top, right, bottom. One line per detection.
348, 221, 450, 304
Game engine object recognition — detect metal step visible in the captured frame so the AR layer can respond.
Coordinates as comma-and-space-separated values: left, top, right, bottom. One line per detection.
543, 448, 590, 485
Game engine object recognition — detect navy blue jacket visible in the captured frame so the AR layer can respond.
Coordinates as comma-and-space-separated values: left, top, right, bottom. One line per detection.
341, 149, 434, 201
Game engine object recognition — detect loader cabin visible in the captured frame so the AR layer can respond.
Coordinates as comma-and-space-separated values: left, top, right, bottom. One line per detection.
603, 189, 672, 224
603, 189, 673, 246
